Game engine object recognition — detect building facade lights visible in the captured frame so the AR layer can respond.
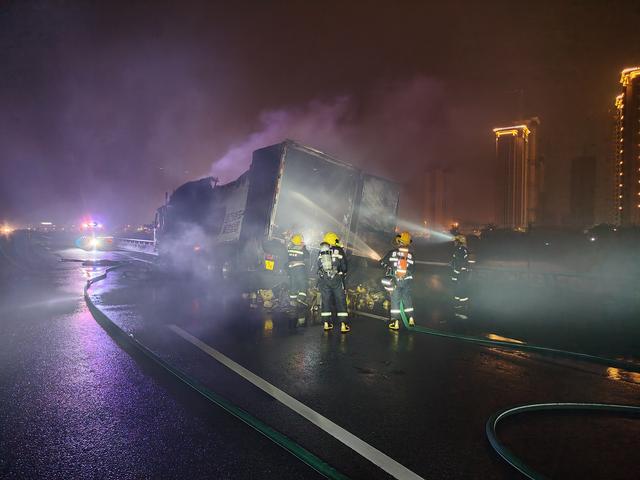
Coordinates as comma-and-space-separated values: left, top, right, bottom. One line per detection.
493, 119, 540, 229
620, 67, 640, 86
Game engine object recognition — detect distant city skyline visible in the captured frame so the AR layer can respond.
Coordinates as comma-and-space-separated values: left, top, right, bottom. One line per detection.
2, 2, 640, 227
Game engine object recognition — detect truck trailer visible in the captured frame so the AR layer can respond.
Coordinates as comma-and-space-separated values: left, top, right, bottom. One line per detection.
156, 140, 400, 288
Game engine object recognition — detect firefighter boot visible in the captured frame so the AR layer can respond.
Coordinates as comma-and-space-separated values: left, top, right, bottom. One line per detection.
388, 320, 400, 331
408, 317, 415, 327
323, 321, 334, 331
340, 322, 351, 333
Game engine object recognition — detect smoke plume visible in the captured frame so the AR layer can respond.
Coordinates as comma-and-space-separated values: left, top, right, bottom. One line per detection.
212, 77, 450, 185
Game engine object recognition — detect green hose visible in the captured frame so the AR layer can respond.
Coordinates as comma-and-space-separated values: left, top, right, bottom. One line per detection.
86, 264, 639, 479
397, 302, 640, 373
396, 302, 640, 479
85, 265, 349, 480
486, 403, 640, 480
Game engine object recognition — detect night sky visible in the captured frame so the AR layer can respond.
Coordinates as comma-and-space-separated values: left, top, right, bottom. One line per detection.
1, 0, 639, 227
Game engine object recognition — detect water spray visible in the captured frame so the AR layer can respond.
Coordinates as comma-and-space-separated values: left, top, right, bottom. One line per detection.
289, 191, 382, 260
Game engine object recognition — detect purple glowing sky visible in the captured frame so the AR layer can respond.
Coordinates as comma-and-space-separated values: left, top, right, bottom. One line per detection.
1, 1, 639, 226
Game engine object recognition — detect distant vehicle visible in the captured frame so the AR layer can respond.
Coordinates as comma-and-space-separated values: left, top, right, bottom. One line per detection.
81, 221, 104, 230
77, 235, 114, 251
156, 140, 400, 287
76, 219, 112, 250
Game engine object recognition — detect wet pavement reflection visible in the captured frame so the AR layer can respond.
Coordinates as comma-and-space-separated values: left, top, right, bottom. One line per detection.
0, 234, 325, 480
3, 232, 639, 479
89, 256, 640, 479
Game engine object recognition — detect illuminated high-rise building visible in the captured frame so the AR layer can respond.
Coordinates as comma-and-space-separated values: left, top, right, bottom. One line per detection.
614, 67, 640, 226
493, 118, 540, 229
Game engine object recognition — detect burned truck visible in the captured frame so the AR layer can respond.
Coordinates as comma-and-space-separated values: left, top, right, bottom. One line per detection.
156, 140, 400, 289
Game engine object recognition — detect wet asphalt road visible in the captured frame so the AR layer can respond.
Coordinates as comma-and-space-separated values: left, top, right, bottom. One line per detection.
0, 233, 323, 480
2, 232, 640, 479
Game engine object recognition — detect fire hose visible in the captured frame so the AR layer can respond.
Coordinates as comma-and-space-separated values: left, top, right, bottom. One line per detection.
84, 261, 638, 479
396, 303, 640, 480
84, 264, 349, 480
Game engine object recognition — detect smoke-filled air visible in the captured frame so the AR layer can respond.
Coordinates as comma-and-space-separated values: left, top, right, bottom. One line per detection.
3, 3, 640, 480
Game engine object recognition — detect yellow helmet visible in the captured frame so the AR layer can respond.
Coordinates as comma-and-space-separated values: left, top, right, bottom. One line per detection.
291, 233, 304, 246
395, 231, 412, 246
454, 234, 467, 245
323, 231, 341, 246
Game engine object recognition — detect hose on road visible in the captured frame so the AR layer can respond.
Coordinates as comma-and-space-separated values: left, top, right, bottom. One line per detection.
85, 265, 349, 480
84, 260, 639, 480
395, 303, 640, 373
396, 304, 640, 480
485, 402, 640, 480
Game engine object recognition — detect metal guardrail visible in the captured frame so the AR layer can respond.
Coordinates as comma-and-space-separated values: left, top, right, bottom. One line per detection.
415, 259, 637, 297
114, 237, 158, 255
417, 259, 632, 281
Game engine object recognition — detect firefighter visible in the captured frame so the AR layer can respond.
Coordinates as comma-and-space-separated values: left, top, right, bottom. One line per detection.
380, 231, 415, 330
317, 232, 350, 333
287, 233, 310, 326
451, 234, 471, 319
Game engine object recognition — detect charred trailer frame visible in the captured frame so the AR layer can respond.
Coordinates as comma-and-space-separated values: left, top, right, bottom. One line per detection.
156, 140, 400, 289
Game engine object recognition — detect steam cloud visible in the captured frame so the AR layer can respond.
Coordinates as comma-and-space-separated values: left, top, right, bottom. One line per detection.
212, 76, 451, 186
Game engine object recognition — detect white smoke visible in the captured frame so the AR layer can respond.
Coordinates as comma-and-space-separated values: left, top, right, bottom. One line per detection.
211, 97, 351, 182
211, 76, 450, 185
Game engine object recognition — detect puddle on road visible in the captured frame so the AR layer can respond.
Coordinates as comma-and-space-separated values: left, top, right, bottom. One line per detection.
606, 367, 640, 385
485, 333, 526, 344
262, 317, 274, 337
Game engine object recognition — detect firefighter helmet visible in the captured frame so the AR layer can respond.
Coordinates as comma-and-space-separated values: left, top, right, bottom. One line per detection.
323, 231, 341, 246
454, 234, 467, 245
395, 231, 412, 246
291, 233, 304, 246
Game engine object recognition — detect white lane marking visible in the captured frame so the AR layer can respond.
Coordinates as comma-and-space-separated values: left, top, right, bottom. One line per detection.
169, 324, 425, 480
